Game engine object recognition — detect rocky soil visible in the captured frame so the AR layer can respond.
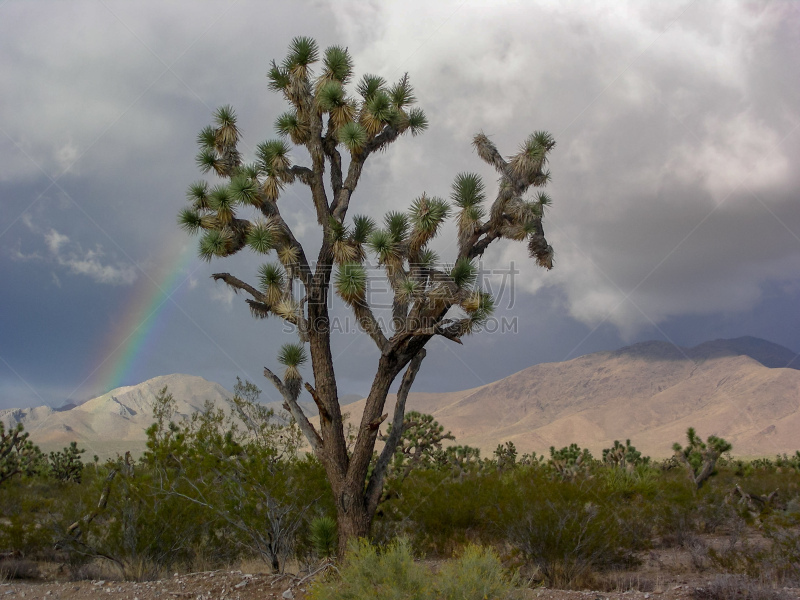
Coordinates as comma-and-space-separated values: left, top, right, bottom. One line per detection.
2, 567, 799, 600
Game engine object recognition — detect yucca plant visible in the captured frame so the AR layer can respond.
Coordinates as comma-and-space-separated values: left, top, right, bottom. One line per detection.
309, 516, 338, 560
179, 37, 558, 554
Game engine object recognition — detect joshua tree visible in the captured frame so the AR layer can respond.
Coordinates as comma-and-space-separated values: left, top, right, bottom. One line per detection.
179, 37, 556, 551
673, 427, 732, 490
0, 421, 42, 486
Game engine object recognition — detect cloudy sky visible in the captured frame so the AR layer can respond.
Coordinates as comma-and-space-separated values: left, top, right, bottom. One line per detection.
2, 0, 799, 410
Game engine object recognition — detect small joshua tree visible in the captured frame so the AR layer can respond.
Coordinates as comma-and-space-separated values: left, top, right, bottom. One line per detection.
673, 427, 731, 490
379, 411, 455, 483
548, 444, 593, 481
179, 37, 557, 550
494, 441, 518, 472
0, 421, 42, 486
602, 439, 648, 472
49, 441, 86, 483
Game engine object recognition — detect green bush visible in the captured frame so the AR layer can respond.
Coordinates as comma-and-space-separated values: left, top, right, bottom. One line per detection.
309, 538, 430, 600
436, 544, 516, 600
308, 538, 515, 600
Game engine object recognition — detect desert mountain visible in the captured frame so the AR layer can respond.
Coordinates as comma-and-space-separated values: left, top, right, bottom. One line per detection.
0, 374, 233, 458
333, 337, 800, 458
3, 337, 798, 459
0, 375, 356, 459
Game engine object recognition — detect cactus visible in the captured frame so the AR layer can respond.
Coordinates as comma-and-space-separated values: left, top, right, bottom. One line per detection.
672, 427, 731, 490
1, 421, 44, 485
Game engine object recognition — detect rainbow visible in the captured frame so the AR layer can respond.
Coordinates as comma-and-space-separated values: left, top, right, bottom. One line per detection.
88, 239, 198, 395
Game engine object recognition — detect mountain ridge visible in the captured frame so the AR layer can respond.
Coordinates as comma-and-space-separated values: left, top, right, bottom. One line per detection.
3, 337, 798, 459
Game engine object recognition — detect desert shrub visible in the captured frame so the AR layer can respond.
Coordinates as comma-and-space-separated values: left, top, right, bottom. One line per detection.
54, 454, 228, 580
0, 558, 40, 580
502, 490, 635, 587
775, 451, 800, 473
374, 468, 500, 554
137, 382, 324, 573
308, 538, 516, 600
0, 476, 82, 558
436, 544, 516, 600
309, 538, 430, 600
707, 511, 800, 586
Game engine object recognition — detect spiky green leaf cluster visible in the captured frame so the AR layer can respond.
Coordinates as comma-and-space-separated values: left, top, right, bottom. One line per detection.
450, 258, 477, 289
246, 220, 275, 254
317, 80, 347, 112
278, 342, 307, 382
229, 174, 258, 205
337, 121, 368, 152
283, 36, 319, 71
510, 130, 556, 182
213, 105, 239, 147
195, 148, 217, 174
196, 125, 216, 150
208, 185, 235, 224
256, 139, 291, 173
322, 45, 353, 84
409, 195, 449, 233
351, 215, 376, 245
199, 229, 231, 261
267, 60, 290, 92
335, 262, 367, 304
389, 74, 416, 109
186, 181, 210, 209
357, 74, 386, 101
407, 107, 428, 136
385, 212, 409, 243
178, 208, 202, 234
368, 229, 397, 264
451, 173, 486, 209
416, 248, 439, 269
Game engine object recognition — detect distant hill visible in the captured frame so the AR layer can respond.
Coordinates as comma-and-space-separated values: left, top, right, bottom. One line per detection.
4, 337, 798, 460
330, 337, 800, 458
0, 374, 361, 459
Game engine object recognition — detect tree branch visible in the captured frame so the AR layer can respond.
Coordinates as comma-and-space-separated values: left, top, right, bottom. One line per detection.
366, 349, 426, 514
304, 382, 331, 423
212, 273, 265, 301
263, 367, 323, 454
351, 300, 389, 352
